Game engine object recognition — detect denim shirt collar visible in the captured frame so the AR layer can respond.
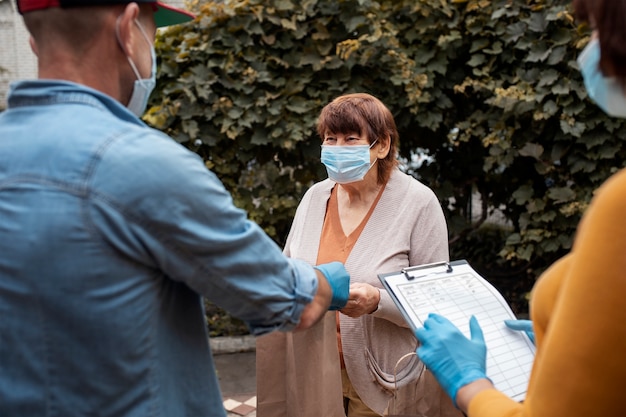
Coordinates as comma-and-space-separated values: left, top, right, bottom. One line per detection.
8, 79, 147, 128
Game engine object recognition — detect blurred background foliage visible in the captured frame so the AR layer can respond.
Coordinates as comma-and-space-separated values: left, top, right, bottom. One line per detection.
146, 0, 626, 335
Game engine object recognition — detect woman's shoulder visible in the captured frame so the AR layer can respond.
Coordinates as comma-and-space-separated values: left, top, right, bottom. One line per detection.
294, 179, 334, 215
388, 169, 438, 199
595, 168, 626, 197
303, 178, 335, 197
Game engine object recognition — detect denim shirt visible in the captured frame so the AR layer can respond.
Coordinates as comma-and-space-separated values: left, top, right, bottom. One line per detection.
0, 80, 318, 417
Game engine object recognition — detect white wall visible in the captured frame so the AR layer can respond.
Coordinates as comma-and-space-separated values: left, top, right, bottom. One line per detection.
0, 0, 37, 108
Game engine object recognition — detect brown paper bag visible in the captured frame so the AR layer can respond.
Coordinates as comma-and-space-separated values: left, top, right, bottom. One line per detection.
256, 312, 345, 417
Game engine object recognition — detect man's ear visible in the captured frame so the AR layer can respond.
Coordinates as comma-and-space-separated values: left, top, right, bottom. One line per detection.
29, 36, 38, 56
115, 2, 140, 58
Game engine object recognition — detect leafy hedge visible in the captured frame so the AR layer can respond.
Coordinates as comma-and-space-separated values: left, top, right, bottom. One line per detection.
145, 0, 626, 330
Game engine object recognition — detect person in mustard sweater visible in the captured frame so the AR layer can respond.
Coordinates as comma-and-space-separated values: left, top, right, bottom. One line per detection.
414, 1, 626, 416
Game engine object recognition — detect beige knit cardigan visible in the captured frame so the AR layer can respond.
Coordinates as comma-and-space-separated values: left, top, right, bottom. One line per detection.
256, 170, 463, 417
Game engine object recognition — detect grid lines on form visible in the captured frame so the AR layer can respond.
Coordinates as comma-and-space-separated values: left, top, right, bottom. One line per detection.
398, 272, 534, 401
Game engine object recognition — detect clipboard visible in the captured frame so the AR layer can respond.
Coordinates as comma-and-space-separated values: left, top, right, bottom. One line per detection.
379, 259, 535, 402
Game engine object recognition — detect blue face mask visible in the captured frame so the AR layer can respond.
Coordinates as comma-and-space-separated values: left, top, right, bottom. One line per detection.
116, 18, 157, 117
577, 37, 626, 118
320, 140, 377, 184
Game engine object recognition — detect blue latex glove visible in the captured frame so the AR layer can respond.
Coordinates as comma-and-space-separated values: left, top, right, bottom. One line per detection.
504, 319, 535, 345
415, 314, 488, 405
314, 261, 350, 311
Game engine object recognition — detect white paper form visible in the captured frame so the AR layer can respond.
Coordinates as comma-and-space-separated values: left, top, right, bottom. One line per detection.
379, 260, 535, 402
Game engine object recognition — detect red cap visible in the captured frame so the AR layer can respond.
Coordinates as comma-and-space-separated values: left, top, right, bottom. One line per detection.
17, 0, 195, 27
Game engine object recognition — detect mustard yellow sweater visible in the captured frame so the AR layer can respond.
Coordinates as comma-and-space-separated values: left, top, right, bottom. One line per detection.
469, 169, 626, 417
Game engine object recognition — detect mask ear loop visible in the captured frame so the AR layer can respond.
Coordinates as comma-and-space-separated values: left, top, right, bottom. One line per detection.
388, 351, 425, 416
115, 15, 149, 81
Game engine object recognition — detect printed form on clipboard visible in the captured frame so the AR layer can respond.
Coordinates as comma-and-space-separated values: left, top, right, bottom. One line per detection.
379, 259, 535, 402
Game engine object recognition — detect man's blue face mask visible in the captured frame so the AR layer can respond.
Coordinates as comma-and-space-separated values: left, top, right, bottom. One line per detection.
320, 140, 377, 184
578, 37, 626, 118
116, 18, 157, 117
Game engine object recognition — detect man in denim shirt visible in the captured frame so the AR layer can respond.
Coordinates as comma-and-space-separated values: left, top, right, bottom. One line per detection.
0, 1, 350, 416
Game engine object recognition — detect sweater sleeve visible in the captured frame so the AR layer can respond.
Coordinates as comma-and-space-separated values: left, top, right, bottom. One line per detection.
372, 176, 449, 326
282, 182, 328, 264
468, 389, 522, 416
371, 289, 410, 326
407, 186, 450, 266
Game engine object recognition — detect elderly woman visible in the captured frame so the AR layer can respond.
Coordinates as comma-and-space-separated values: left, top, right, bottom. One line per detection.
257, 93, 461, 417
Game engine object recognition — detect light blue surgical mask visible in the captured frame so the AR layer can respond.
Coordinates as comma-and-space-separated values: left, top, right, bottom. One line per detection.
321, 140, 378, 184
116, 18, 157, 117
577, 37, 626, 118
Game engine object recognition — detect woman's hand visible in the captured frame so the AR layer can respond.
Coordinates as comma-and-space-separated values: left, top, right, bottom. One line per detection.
340, 282, 380, 317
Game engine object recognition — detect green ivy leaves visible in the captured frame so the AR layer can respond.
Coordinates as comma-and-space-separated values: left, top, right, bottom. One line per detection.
146, 0, 626, 276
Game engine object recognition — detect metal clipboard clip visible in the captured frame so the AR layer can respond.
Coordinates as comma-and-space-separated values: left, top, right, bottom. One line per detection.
401, 261, 453, 281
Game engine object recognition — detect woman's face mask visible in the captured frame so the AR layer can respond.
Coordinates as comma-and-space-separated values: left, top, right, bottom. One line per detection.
320, 140, 378, 184
578, 37, 626, 118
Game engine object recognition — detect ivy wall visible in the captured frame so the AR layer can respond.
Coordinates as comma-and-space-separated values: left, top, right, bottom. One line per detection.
147, 0, 626, 291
